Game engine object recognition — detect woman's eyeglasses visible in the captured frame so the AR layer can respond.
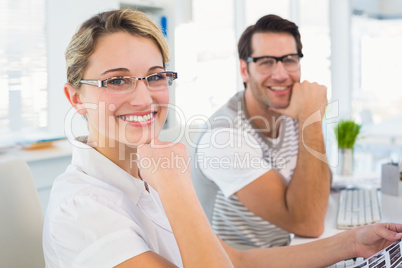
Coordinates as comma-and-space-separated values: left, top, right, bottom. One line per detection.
79, 71, 178, 94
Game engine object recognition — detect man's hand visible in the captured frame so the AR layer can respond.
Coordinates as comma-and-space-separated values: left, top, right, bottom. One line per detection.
353, 223, 402, 258
270, 80, 328, 122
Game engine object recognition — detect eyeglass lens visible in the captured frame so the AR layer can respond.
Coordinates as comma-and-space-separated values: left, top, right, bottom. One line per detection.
106, 72, 174, 93
255, 55, 300, 74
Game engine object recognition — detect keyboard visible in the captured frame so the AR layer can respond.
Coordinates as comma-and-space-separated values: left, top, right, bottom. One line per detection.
327, 257, 365, 268
327, 257, 402, 268
336, 187, 381, 229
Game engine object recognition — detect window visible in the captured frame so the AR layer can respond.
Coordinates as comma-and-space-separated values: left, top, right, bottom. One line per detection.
174, 0, 237, 122
298, 0, 331, 95
351, 16, 402, 123
350, 16, 402, 173
244, 0, 290, 25
0, 0, 47, 135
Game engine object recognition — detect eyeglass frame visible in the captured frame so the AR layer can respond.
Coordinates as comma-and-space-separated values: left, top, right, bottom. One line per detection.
246, 53, 303, 70
79, 71, 178, 93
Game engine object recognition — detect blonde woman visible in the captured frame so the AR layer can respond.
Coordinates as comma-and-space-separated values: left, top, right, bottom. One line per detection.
42, 9, 402, 268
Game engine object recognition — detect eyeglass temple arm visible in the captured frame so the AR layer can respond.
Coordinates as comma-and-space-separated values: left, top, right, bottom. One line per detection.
80, 80, 105, 88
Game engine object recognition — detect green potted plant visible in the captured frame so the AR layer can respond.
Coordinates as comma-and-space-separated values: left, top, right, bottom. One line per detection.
334, 120, 361, 175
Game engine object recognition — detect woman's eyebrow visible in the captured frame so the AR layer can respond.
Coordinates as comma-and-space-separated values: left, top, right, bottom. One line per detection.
101, 68, 130, 75
100, 66, 164, 76
149, 66, 164, 72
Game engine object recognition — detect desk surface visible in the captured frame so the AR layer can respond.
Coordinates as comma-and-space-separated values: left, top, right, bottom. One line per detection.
0, 139, 72, 163
290, 190, 402, 246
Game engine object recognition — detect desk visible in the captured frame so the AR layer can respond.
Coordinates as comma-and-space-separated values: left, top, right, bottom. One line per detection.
290, 191, 402, 246
0, 140, 72, 212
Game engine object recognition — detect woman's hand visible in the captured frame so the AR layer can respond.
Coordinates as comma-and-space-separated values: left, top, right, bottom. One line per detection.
353, 222, 402, 258
137, 139, 191, 192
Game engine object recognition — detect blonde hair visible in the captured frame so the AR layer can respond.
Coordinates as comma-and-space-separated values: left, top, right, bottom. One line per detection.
65, 9, 169, 87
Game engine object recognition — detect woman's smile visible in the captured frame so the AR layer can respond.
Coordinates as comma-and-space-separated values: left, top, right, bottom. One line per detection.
118, 111, 157, 126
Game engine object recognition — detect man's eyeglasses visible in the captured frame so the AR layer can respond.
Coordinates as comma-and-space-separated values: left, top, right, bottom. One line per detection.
79, 71, 178, 94
246, 53, 303, 74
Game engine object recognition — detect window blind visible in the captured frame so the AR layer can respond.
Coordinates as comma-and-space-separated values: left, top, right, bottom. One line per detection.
0, 0, 47, 134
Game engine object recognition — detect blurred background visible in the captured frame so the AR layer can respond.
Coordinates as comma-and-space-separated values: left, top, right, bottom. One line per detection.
1, 0, 402, 207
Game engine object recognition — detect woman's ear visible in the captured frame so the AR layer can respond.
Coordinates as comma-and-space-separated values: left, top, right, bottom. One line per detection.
64, 83, 87, 115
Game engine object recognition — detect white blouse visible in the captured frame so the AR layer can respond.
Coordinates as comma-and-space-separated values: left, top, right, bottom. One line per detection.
43, 138, 183, 268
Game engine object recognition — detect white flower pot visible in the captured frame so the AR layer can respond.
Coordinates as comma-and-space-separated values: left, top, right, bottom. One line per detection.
338, 148, 353, 176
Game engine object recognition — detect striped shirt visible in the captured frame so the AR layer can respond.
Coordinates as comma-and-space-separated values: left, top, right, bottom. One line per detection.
192, 91, 299, 248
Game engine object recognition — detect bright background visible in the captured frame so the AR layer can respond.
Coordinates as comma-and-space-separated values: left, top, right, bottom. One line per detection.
1, 0, 402, 174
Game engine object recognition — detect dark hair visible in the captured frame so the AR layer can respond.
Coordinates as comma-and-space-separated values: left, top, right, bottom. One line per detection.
238, 14, 303, 61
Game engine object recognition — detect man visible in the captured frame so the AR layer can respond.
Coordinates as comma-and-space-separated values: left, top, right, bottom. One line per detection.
191, 14, 331, 248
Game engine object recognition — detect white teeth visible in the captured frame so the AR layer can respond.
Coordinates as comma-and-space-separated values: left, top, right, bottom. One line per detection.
121, 113, 153, 122
270, 86, 288, 91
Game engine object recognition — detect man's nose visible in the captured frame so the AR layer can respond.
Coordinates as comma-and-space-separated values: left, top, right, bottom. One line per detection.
271, 61, 289, 80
